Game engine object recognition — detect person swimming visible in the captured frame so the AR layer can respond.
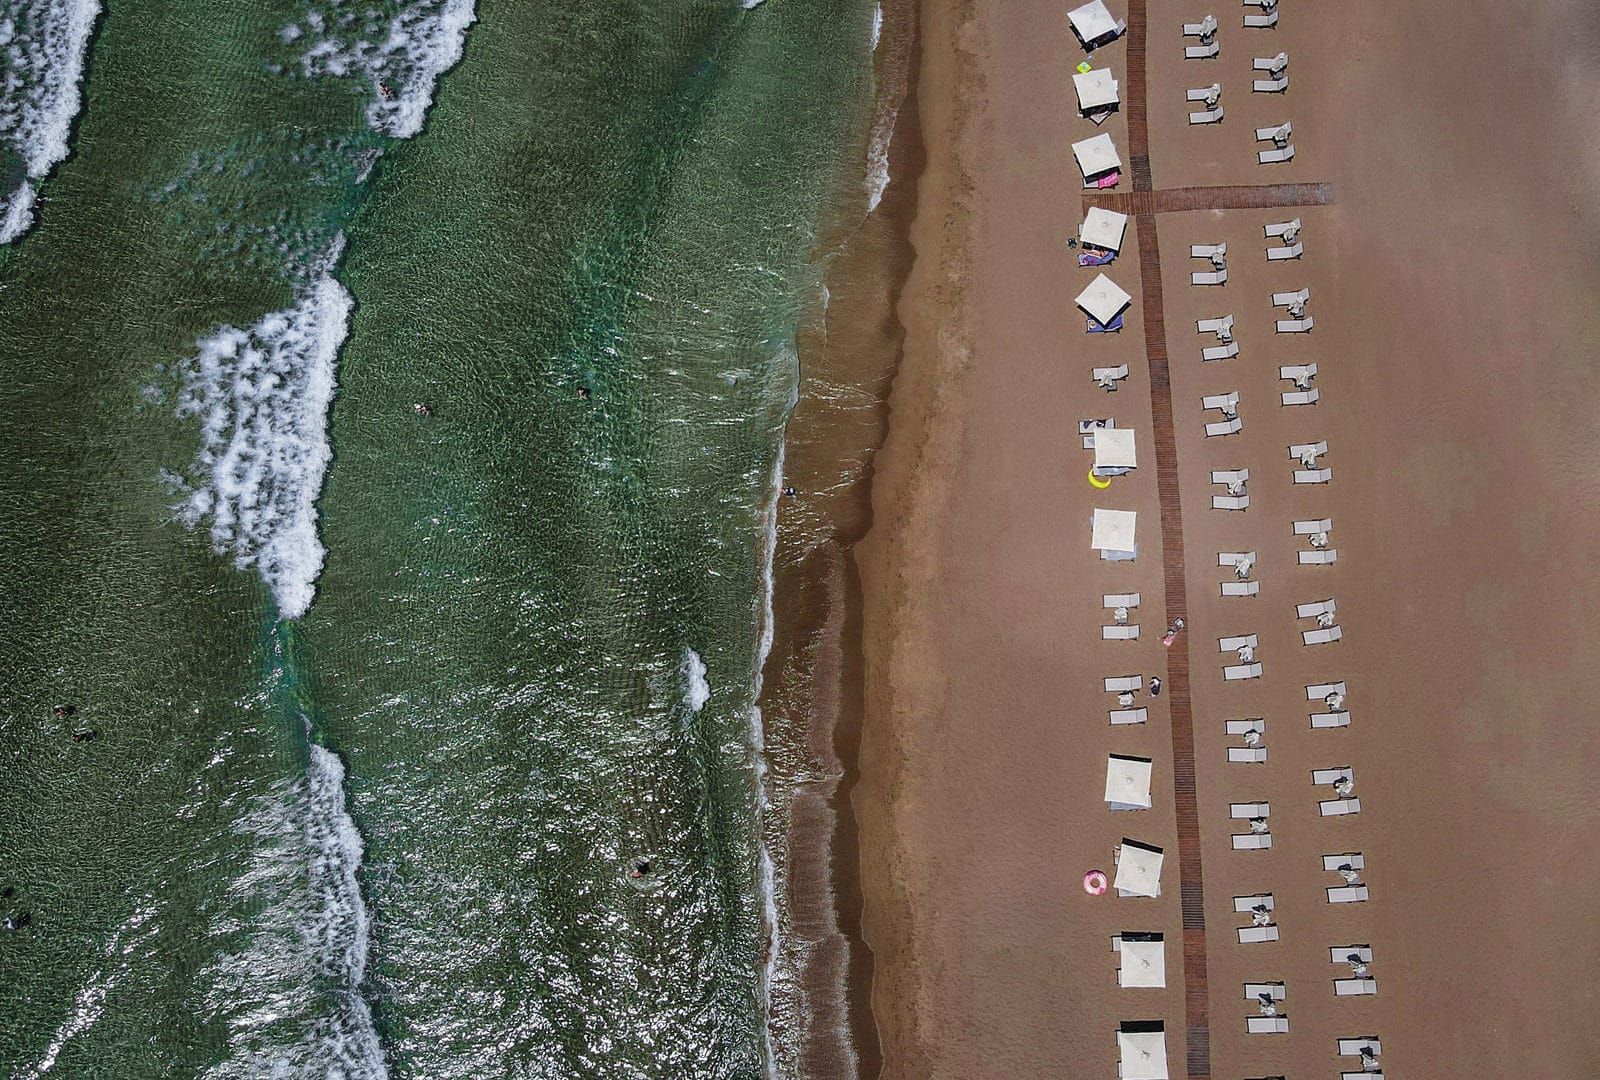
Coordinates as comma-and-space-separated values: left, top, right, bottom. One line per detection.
628, 859, 652, 879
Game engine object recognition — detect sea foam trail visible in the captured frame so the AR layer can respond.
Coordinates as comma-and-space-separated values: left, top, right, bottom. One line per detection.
753, 444, 786, 1080
204, 743, 385, 1080
284, 0, 477, 139
171, 240, 350, 620
0, 0, 101, 244
685, 648, 712, 712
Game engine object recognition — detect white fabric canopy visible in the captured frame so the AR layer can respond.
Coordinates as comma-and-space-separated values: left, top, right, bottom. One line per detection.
1072, 132, 1122, 179
1075, 272, 1132, 324
1113, 840, 1163, 897
1117, 1028, 1170, 1080
1091, 508, 1137, 553
1093, 428, 1137, 470
1080, 206, 1128, 251
1104, 755, 1153, 808
1119, 938, 1167, 988
1073, 68, 1120, 111
1068, 0, 1119, 45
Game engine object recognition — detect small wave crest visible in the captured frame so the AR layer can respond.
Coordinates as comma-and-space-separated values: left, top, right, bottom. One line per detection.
284, 0, 477, 139
684, 648, 711, 712
169, 239, 350, 620
0, 0, 102, 244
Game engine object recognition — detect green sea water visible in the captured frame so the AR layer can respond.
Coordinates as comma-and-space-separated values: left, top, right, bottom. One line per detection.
0, 1, 878, 1075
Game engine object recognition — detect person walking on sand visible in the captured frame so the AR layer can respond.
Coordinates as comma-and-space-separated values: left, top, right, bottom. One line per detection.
1148, 677, 1161, 697
1161, 617, 1184, 647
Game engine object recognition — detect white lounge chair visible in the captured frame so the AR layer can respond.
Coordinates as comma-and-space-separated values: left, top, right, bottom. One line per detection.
1331, 945, 1374, 964
1310, 711, 1351, 728
1281, 389, 1318, 406
1111, 708, 1149, 725
1237, 925, 1278, 943
1225, 718, 1264, 736
1294, 517, 1331, 535
1189, 104, 1225, 124
1339, 1037, 1383, 1057
1212, 468, 1249, 485
1256, 122, 1292, 146
1232, 833, 1272, 850
1105, 675, 1143, 693
1233, 893, 1273, 912
1093, 363, 1130, 390
1253, 75, 1288, 92
1294, 467, 1332, 484
1104, 591, 1141, 608
1307, 681, 1347, 700
1253, 51, 1288, 73
1303, 626, 1342, 645
1196, 314, 1234, 339
1218, 550, 1256, 567
1203, 390, 1240, 413
1191, 242, 1227, 259
1186, 83, 1223, 103
1213, 494, 1250, 510
1182, 15, 1220, 39
1258, 143, 1295, 164
1185, 40, 1221, 59
1328, 886, 1369, 903
1298, 549, 1338, 565
1275, 311, 1311, 329
1245, 982, 1286, 999
1266, 239, 1302, 259
1335, 978, 1378, 996
1225, 663, 1263, 680
1230, 801, 1270, 818
1273, 286, 1310, 307
1247, 1016, 1290, 1035
1323, 851, 1364, 871
1320, 798, 1361, 816
1228, 747, 1268, 763
1192, 268, 1228, 285
1265, 217, 1301, 240
1221, 580, 1260, 597
1280, 363, 1317, 386
1244, 9, 1278, 28
1296, 598, 1336, 619
1219, 634, 1257, 652
1202, 341, 1239, 361
1103, 624, 1140, 640
1205, 417, 1242, 437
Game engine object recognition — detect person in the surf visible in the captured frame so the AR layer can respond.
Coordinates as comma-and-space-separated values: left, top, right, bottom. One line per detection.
629, 859, 652, 879
577, 387, 592, 400
413, 402, 432, 417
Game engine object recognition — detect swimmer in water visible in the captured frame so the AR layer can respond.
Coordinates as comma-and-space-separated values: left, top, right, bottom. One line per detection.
628, 859, 652, 879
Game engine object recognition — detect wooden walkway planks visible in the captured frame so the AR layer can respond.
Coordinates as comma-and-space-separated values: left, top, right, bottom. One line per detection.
1085, 182, 1339, 216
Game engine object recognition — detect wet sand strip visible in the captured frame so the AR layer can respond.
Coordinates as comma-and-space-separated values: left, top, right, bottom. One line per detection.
1084, 183, 1339, 216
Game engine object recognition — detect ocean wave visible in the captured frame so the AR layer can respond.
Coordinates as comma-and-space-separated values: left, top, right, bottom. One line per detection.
684, 648, 712, 712
284, 0, 477, 139
871, 3, 883, 50
864, 122, 892, 213
202, 743, 385, 1080
753, 444, 785, 1080
169, 239, 349, 620
0, 0, 101, 244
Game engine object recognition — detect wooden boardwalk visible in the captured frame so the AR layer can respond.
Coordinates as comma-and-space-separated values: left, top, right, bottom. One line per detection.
1085, 182, 1339, 216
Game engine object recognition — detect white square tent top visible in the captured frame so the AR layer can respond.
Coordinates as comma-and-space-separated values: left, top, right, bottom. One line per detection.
1093, 427, 1137, 470
1080, 206, 1128, 252
1104, 754, 1153, 808
1117, 1027, 1170, 1080
1073, 67, 1120, 112
1119, 937, 1167, 988
1091, 508, 1137, 553
1069, 0, 1122, 48
1072, 131, 1122, 179
1113, 839, 1164, 897
1075, 272, 1132, 325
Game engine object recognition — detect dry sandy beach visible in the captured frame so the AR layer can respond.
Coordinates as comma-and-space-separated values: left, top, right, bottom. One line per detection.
840, 0, 1600, 1076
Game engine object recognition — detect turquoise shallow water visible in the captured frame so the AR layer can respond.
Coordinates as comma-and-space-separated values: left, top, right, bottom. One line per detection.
0, 1, 876, 1075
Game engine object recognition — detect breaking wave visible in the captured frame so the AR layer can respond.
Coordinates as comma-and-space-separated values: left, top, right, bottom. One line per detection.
169, 239, 350, 620
685, 648, 712, 712
0, 0, 102, 244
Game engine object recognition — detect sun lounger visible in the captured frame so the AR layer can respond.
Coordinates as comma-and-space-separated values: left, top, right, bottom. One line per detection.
1226, 718, 1264, 735
1253, 52, 1288, 72
1202, 341, 1239, 361
1104, 592, 1141, 608
1105, 675, 1143, 693
1221, 581, 1260, 597
1264, 217, 1299, 239
1237, 925, 1278, 943
1187, 84, 1222, 103
1185, 41, 1221, 59
1231, 801, 1270, 818
1294, 468, 1331, 483
1310, 711, 1350, 728
1331, 945, 1374, 964
1225, 663, 1263, 680
1192, 269, 1228, 285
1182, 17, 1219, 37
1253, 75, 1288, 92
1339, 1037, 1383, 1057
1308, 682, 1347, 701
1303, 626, 1342, 645
1313, 767, 1353, 785
1228, 747, 1268, 763
1343, 1072, 1384, 1080
1103, 625, 1140, 640
1234, 892, 1273, 910
1212, 468, 1249, 485
1274, 288, 1311, 307
1219, 634, 1258, 652
1275, 313, 1311, 330
1092, 364, 1130, 390
1213, 495, 1250, 510
1320, 798, 1361, 816
1266, 240, 1302, 260
1203, 391, 1240, 411
1218, 550, 1256, 567
1256, 123, 1293, 144
1245, 982, 1286, 1000
1111, 708, 1149, 725
1294, 518, 1331, 536
1196, 314, 1234, 338
1232, 833, 1272, 850
1280, 388, 1318, 406
1279, 363, 1316, 383
1296, 599, 1336, 619
1247, 1017, 1290, 1035
1244, 9, 1278, 28
1328, 886, 1368, 904
1335, 978, 1378, 996
1191, 243, 1227, 259
1205, 417, 1242, 437
1298, 549, 1337, 565
1323, 852, 1364, 872
1189, 104, 1225, 124
1258, 145, 1295, 164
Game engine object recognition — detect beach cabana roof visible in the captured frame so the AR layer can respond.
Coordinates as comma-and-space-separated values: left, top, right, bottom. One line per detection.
1119, 937, 1167, 988
1080, 206, 1129, 252
1093, 427, 1137, 470
1113, 839, 1164, 897
1075, 272, 1132, 325
1072, 132, 1122, 179
1073, 67, 1120, 111
1068, 0, 1121, 47
1091, 508, 1137, 553
1117, 1027, 1170, 1080
1104, 754, 1153, 808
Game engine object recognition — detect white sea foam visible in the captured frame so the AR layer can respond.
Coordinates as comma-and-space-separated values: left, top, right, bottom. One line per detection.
684, 648, 711, 712
0, 0, 102, 244
288, 0, 477, 139
871, 3, 883, 50
203, 743, 386, 1080
752, 443, 785, 1080
171, 239, 350, 620
864, 123, 892, 212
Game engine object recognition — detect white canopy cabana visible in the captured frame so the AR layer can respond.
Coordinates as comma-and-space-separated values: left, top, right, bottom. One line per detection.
1093, 427, 1137, 470
1118, 937, 1167, 988
1080, 206, 1128, 252
1117, 1027, 1170, 1080
1072, 132, 1122, 180
1091, 508, 1137, 553
1104, 754, 1153, 809
1075, 272, 1132, 325
1113, 839, 1164, 897
1073, 68, 1120, 112
1068, 0, 1123, 48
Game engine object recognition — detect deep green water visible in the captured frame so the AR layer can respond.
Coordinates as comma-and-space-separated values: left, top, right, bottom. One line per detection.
0, 1, 877, 1075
